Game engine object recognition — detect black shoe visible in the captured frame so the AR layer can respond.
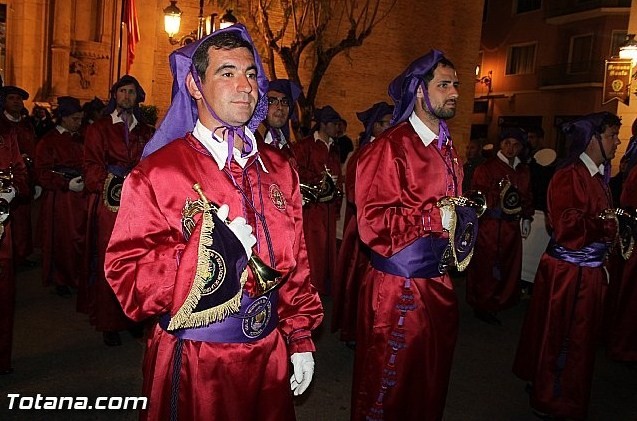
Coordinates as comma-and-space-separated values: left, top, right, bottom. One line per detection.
102, 331, 122, 346
55, 285, 72, 297
473, 309, 502, 326
0, 367, 13, 375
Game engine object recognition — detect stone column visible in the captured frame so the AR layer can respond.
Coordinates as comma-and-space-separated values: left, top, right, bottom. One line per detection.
50, 0, 72, 97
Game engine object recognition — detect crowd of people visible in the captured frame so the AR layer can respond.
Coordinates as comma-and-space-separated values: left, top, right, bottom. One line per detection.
1, 23, 636, 421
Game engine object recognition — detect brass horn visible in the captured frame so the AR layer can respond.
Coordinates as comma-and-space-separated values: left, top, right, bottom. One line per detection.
438, 190, 487, 217
0, 167, 14, 224
192, 184, 285, 298
299, 166, 342, 207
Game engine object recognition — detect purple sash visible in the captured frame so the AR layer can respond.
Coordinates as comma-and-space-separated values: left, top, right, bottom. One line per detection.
370, 237, 448, 278
546, 240, 609, 268
159, 292, 279, 343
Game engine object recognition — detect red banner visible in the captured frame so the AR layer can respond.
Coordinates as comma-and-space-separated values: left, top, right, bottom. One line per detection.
123, 0, 140, 74
603, 59, 632, 105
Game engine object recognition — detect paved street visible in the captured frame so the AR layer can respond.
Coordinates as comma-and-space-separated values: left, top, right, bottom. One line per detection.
1, 256, 636, 420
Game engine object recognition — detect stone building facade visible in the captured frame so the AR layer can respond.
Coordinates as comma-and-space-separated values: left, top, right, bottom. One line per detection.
2, 0, 484, 149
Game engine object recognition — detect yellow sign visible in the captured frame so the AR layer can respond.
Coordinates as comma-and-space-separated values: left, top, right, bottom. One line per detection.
603, 59, 632, 105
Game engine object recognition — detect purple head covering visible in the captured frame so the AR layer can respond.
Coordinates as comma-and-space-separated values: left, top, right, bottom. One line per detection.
267, 79, 302, 140
268, 79, 302, 120
388, 49, 452, 149
142, 24, 269, 160
561, 112, 621, 182
356, 101, 394, 148
55, 96, 82, 118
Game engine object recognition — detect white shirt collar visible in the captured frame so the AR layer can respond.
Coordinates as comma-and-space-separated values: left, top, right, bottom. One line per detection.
264, 128, 287, 149
497, 150, 521, 169
192, 120, 267, 172
4, 110, 22, 122
579, 152, 604, 176
408, 111, 436, 147
55, 125, 68, 134
110, 109, 138, 131
313, 130, 334, 147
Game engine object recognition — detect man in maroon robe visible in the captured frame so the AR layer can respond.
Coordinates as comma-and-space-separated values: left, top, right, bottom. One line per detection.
0, 86, 36, 266
352, 50, 471, 421
35, 96, 87, 297
83, 75, 155, 346
606, 134, 637, 362
331, 101, 393, 345
513, 112, 621, 420
292, 105, 342, 295
466, 127, 533, 325
0, 126, 28, 374
105, 25, 323, 420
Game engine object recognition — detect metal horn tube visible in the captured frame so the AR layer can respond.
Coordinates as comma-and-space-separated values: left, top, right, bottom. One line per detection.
192, 183, 284, 297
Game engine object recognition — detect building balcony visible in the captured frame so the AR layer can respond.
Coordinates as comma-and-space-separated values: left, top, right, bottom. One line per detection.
538, 60, 605, 88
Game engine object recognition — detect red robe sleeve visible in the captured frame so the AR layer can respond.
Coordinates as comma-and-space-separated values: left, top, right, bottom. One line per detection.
620, 165, 637, 208
83, 122, 109, 194
276, 166, 324, 354
355, 132, 444, 257
548, 164, 616, 248
35, 134, 71, 191
105, 170, 181, 320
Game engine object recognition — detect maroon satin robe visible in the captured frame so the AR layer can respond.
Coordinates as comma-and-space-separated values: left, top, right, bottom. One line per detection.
352, 122, 461, 421
0, 114, 35, 263
292, 134, 342, 295
83, 116, 154, 329
331, 148, 367, 342
0, 130, 28, 371
466, 156, 533, 312
35, 128, 87, 289
607, 164, 637, 361
105, 134, 323, 420
513, 160, 616, 420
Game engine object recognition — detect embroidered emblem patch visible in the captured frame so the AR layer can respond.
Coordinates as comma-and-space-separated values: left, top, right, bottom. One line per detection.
201, 250, 227, 296
242, 296, 272, 338
269, 183, 286, 211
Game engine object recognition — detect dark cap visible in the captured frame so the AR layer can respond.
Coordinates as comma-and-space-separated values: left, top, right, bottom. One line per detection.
499, 127, 527, 146
55, 96, 82, 118
109, 75, 145, 103
1, 86, 29, 100
314, 105, 342, 124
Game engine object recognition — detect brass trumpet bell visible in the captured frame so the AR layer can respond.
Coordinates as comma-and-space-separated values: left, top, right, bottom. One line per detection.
191, 184, 286, 298
299, 167, 342, 206
0, 168, 13, 191
463, 190, 487, 217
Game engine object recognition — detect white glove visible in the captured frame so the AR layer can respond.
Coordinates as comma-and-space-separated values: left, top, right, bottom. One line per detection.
0, 213, 7, 223
330, 173, 339, 184
216, 204, 257, 259
521, 219, 531, 239
290, 352, 315, 396
0, 186, 16, 204
441, 206, 453, 231
68, 176, 84, 192
33, 185, 43, 200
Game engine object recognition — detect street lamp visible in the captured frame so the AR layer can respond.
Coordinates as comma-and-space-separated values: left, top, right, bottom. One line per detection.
475, 66, 493, 94
163, 1, 237, 46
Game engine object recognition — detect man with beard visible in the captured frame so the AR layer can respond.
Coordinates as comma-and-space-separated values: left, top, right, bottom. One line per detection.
35, 96, 86, 297
352, 50, 469, 421
0, 86, 36, 266
83, 75, 154, 346
257, 78, 301, 165
105, 25, 322, 419
466, 127, 533, 325
513, 112, 621, 420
